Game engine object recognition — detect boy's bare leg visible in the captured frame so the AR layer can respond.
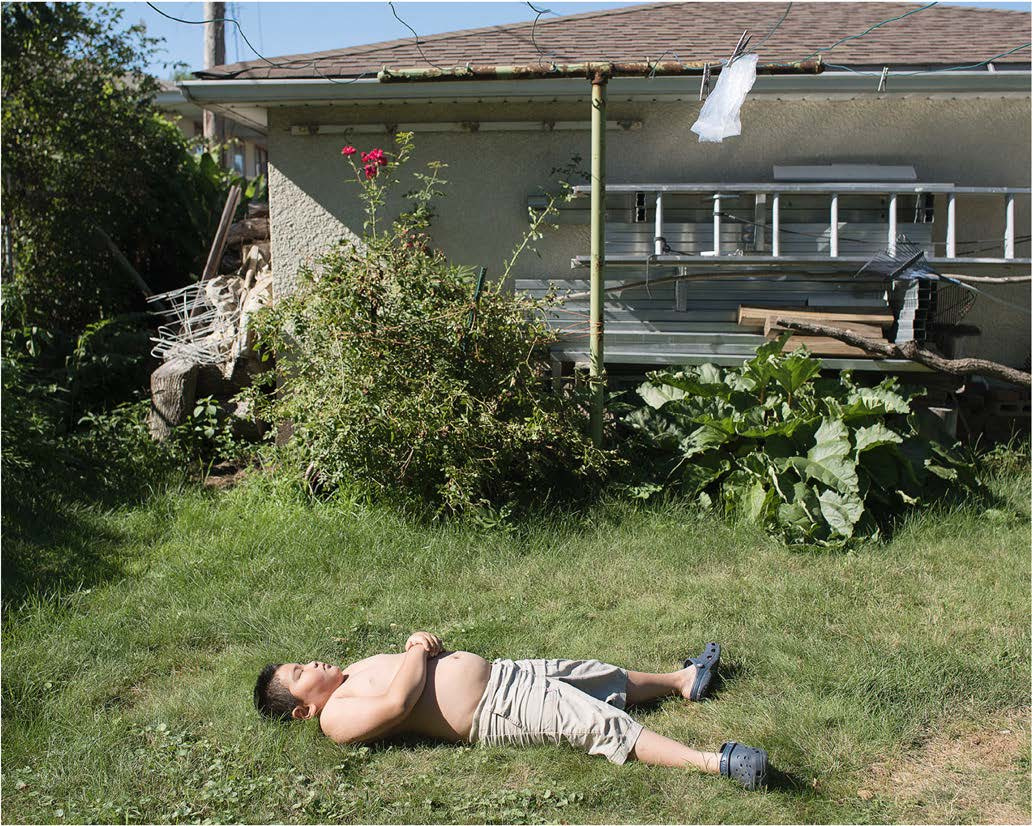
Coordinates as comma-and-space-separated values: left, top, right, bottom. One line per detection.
625, 665, 700, 704
629, 728, 721, 772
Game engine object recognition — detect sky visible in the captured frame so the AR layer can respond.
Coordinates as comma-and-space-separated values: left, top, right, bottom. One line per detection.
108, 0, 1032, 78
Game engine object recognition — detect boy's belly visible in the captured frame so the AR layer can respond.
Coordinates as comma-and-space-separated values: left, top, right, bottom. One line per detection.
408, 651, 492, 742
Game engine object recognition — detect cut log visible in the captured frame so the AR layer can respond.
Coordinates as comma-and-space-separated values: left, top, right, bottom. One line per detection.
148, 358, 199, 440
772, 317, 1032, 388
225, 217, 270, 246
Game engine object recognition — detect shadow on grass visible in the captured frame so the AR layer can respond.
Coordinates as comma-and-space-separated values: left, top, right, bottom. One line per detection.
1, 498, 136, 609
0, 457, 183, 610
767, 765, 813, 794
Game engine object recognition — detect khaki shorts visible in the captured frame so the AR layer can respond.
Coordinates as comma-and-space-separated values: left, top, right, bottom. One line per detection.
468, 658, 644, 765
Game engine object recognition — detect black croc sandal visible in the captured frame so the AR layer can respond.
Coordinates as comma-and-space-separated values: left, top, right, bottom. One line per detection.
683, 642, 721, 701
719, 741, 769, 790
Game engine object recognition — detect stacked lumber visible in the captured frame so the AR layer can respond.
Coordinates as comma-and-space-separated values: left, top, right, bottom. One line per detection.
737, 306, 893, 357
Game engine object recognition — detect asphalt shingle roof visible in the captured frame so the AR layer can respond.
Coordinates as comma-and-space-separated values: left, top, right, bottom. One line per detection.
195, 2, 1032, 80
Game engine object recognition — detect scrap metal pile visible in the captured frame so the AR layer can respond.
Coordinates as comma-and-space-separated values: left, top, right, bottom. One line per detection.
147, 192, 273, 441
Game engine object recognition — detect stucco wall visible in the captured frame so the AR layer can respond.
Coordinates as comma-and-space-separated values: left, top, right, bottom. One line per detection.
267, 96, 1030, 366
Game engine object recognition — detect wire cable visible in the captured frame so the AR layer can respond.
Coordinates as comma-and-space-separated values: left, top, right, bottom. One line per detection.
824, 42, 1032, 76
146, 2, 377, 84
747, 2, 792, 55
388, 2, 444, 71
526, 2, 560, 70
795, 2, 939, 64
230, 1, 240, 63
255, 0, 264, 56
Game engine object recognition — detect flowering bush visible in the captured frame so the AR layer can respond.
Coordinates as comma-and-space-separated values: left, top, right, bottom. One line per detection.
247, 132, 617, 520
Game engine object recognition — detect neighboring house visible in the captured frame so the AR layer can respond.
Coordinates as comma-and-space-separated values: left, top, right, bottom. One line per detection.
155, 80, 269, 179
180, 2, 1031, 368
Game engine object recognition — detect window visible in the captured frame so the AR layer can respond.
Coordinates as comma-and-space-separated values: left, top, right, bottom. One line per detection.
254, 145, 268, 179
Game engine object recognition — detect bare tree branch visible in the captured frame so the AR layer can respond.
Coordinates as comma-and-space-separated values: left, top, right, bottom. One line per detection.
771, 317, 1032, 388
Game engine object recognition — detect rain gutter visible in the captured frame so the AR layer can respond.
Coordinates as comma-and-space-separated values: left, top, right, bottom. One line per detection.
178, 69, 1031, 107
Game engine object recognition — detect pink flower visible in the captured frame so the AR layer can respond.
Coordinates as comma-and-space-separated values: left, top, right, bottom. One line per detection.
361, 148, 387, 167
364, 164, 378, 179
341, 145, 357, 156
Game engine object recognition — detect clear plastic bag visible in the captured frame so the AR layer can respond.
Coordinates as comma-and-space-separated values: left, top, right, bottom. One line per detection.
690, 54, 758, 143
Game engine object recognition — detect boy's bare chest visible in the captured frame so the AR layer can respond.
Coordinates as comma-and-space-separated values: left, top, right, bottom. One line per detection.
336, 653, 405, 698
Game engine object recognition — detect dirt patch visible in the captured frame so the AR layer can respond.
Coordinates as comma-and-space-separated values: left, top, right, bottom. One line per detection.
863, 708, 1030, 824
202, 462, 249, 490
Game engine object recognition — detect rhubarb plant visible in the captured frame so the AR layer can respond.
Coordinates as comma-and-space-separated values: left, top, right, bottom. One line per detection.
625, 337, 980, 544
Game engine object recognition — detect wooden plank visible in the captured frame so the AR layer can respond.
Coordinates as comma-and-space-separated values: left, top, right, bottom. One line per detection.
738, 306, 893, 327
202, 184, 242, 282
777, 336, 879, 357
550, 347, 930, 371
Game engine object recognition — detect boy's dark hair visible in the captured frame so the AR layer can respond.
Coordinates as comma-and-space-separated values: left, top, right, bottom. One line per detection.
254, 663, 301, 721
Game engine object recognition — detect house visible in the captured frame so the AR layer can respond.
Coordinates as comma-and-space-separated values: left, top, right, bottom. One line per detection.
179, 2, 1031, 370
155, 80, 268, 179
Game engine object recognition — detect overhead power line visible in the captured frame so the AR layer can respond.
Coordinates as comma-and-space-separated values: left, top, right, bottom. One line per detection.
145, 2, 375, 84
794, 2, 940, 63
825, 42, 1032, 76
747, 2, 792, 55
388, 2, 444, 71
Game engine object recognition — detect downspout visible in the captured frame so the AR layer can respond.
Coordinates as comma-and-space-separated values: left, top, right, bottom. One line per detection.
589, 68, 609, 446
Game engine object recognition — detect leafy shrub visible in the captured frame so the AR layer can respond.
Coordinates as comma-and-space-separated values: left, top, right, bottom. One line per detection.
248, 133, 616, 519
624, 337, 981, 544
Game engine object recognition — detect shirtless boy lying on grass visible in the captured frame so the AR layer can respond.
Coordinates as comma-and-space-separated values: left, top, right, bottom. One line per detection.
254, 631, 769, 790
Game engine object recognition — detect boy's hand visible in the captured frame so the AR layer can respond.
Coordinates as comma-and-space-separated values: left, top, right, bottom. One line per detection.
405, 631, 444, 656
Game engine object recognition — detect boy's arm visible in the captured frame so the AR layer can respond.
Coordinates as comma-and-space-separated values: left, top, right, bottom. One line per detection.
320, 647, 429, 745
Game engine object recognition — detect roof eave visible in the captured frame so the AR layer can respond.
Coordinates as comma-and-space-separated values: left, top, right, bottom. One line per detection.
179, 70, 1032, 107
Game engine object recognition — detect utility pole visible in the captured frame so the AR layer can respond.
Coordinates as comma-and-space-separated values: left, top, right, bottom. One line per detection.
203, 1, 226, 159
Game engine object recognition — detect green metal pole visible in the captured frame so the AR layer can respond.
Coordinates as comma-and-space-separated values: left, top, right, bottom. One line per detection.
589, 70, 608, 447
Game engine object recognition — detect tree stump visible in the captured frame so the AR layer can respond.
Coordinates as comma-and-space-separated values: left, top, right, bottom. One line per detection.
148, 358, 199, 440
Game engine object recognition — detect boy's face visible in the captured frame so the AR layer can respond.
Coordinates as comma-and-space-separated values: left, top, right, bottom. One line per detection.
276, 661, 343, 714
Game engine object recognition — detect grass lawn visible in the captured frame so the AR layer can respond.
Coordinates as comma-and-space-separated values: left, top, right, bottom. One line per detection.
2, 468, 1029, 824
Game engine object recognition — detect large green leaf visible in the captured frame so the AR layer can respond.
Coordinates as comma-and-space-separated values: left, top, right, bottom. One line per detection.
777, 482, 827, 542
738, 415, 815, 439
772, 352, 823, 396
808, 418, 851, 463
697, 363, 724, 385
858, 443, 904, 491
637, 381, 687, 410
782, 454, 860, 493
678, 453, 731, 494
624, 407, 685, 451
854, 423, 903, 455
640, 369, 729, 405
846, 383, 913, 415
818, 489, 865, 538
742, 479, 773, 522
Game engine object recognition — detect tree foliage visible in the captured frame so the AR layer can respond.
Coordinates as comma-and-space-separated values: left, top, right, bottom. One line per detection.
1, 2, 238, 336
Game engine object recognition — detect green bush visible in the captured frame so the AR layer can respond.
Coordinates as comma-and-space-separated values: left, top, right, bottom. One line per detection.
623, 337, 982, 544
2, 3, 259, 339
248, 133, 616, 519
